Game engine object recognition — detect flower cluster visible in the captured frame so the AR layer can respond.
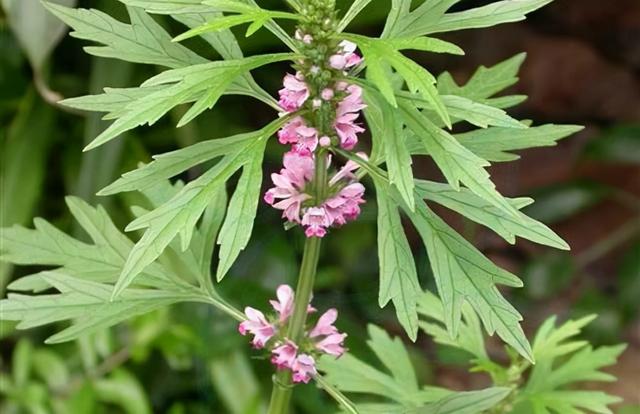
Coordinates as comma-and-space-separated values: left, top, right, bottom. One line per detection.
266, 39, 368, 238
238, 285, 347, 384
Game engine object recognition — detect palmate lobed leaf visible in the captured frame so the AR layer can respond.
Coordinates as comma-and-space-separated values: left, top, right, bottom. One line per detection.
363, 89, 420, 339
1, 197, 173, 290
374, 178, 420, 341
420, 0, 553, 35
1, 271, 202, 344
320, 325, 511, 414
215, 137, 266, 281
415, 180, 569, 250
405, 123, 583, 163
78, 53, 293, 151
117, 0, 209, 15
512, 315, 625, 414
440, 95, 526, 129
337, 0, 373, 32
345, 34, 452, 127
438, 52, 526, 102
387, 0, 552, 38
455, 124, 584, 162
403, 198, 533, 362
417, 291, 488, 361
43, 2, 205, 69
98, 131, 257, 196
174, 0, 299, 41
336, 149, 534, 361
112, 118, 285, 298
0, 196, 244, 342
319, 325, 441, 406
400, 103, 522, 220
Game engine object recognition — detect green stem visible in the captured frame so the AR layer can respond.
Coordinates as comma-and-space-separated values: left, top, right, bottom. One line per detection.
267, 236, 323, 414
267, 152, 327, 414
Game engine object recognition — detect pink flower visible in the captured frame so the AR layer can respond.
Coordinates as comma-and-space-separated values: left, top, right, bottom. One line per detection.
316, 333, 348, 357
270, 284, 294, 322
334, 85, 366, 150
293, 125, 319, 155
295, 30, 313, 44
271, 340, 298, 369
323, 183, 366, 226
278, 117, 305, 145
321, 88, 334, 101
302, 207, 332, 238
329, 40, 362, 70
238, 307, 275, 349
278, 118, 319, 155
265, 152, 314, 223
279, 72, 310, 112
329, 154, 367, 186
292, 354, 317, 384
319, 136, 332, 147
310, 308, 339, 338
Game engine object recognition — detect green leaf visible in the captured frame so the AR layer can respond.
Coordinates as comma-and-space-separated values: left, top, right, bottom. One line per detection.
1, 198, 244, 340
385, 0, 459, 38
348, 35, 450, 127
387, 37, 464, 55
417, 291, 488, 361
396, 0, 552, 37
113, 120, 281, 297
114, 156, 240, 298
415, 180, 569, 250
515, 315, 625, 414
173, 14, 259, 42
79, 53, 292, 150
1, 197, 172, 289
316, 375, 360, 414
60, 86, 163, 116
531, 315, 596, 360
520, 391, 622, 414
374, 178, 420, 341
99, 130, 259, 195
400, 103, 521, 219
531, 343, 625, 391
367, 89, 415, 209
381, 0, 412, 38
174, 1, 299, 42
366, 325, 418, 390
337, 0, 372, 32
196, 188, 228, 279
215, 138, 267, 281
453, 124, 583, 162
321, 325, 508, 413
117, 0, 208, 14
43, 2, 205, 68
417, 387, 511, 414
404, 199, 533, 362
319, 325, 430, 406
438, 53, 526, 101
1, 271, 203, 343
441, 95, 526, 129
170, 11, 278, 109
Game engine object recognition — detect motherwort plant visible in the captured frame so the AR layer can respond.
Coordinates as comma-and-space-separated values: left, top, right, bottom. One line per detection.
0, 1, 625, 413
